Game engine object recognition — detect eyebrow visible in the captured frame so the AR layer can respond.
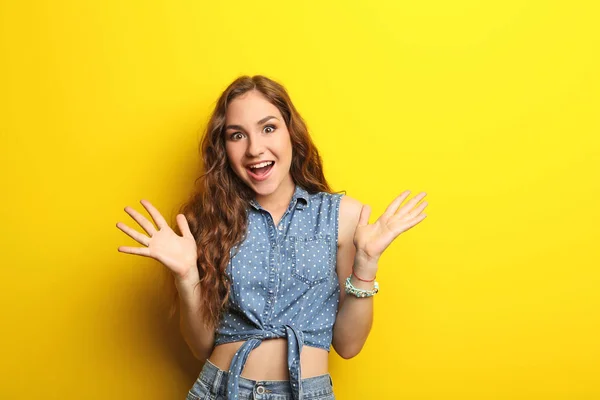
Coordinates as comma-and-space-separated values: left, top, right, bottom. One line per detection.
225, 115, 279, 131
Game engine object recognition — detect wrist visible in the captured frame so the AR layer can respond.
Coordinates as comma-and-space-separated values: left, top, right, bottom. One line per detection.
174, 267, 200, 289
353, 257, 378, 278
352, 268, 376, 282
354, 248, 380, 268
345, 275, 379, 298
350, 273, 376, 290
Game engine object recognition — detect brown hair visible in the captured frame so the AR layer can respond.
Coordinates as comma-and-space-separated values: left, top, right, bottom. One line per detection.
165, 75, 333, 331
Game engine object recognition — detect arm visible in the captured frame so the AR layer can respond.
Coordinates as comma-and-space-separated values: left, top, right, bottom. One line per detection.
331, 190, 429, 359
175, 274, 216, 362
331, 195, 375, 359
115, 201, 216, 361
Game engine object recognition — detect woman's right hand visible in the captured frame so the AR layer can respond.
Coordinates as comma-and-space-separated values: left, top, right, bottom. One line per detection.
116, 199, 199, 282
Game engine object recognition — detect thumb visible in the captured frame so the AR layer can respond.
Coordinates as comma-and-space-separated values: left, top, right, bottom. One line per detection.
358, 204, 371, 227
176, 214, 193, 238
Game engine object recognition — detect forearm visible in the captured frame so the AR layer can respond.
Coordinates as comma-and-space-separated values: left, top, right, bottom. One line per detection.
332, 257, 377, 359
175, 277, 215, 361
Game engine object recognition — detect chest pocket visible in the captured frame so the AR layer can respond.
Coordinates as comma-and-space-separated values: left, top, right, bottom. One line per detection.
289, 233, 332, 286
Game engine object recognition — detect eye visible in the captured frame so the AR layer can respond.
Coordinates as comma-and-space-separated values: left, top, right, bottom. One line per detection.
230, 132, 245, 141
263, 124, 276, 134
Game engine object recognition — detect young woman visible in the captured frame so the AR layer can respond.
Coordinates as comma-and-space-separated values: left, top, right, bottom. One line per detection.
116, 75, 428, 400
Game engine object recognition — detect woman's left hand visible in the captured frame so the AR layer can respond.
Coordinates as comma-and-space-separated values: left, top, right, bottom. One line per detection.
353, 191, 428, 266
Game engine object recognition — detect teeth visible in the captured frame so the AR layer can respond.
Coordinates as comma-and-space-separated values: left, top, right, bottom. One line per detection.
249, 161, 274, 169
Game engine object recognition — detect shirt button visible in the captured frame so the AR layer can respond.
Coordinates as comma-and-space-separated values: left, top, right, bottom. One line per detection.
278, 226, 283, 230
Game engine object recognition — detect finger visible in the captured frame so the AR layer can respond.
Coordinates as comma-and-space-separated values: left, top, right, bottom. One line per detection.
140, 199, 170, 230
404, 213, 428, 232
381, 191, 412, 220
117, 245, 152, 257
358, 204, 371, 227
176, 214, 194, 238
396, 192, 427, 218
124, 206, 158, 236
405, 200, 428, 220
116, 222, 151, 247
389, 213, 427, 235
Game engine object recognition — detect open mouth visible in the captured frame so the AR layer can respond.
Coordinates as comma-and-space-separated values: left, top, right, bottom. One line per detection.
246, 161, 275, 180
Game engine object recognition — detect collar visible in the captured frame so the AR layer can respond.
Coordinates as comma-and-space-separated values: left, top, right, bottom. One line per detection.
249, 184, 310, 211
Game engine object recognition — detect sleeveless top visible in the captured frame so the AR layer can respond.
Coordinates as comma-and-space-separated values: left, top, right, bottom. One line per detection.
213, 184, 343, 400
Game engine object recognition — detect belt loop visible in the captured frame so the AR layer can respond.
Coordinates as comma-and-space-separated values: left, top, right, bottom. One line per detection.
212, 368, 223, 395
329, 374, 333, 388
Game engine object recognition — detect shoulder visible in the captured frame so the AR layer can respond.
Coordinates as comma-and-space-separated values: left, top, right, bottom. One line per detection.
338, 194, 363, 246
339, 194, 363, 217
309, 191, 362, 218
310, 191, 361, 210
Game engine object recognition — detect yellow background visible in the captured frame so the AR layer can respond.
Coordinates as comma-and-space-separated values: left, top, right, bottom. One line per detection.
1, 0, 599, 399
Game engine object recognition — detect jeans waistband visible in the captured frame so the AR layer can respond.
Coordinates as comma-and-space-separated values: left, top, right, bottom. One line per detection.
199, 359, 333, 397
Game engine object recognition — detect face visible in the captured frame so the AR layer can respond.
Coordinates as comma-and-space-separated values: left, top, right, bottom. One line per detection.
224, 90, 294, 200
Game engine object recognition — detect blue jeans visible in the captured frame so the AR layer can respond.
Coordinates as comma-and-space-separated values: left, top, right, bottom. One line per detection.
186, 359, 335, 400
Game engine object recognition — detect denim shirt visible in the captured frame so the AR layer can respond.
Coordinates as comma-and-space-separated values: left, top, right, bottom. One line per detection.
213, 184, 343, 400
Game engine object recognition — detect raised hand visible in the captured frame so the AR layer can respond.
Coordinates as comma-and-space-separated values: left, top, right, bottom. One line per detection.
353, 191, 428, 264
116, 199, 198, 281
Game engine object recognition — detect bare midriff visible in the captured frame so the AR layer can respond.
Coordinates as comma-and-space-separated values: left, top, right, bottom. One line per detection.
208, 338, 329, 380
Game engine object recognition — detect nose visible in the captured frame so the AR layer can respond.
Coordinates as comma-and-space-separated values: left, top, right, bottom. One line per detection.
245, 135, 265, 158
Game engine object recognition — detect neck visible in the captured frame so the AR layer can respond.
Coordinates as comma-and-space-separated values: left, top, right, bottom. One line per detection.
254, 174, 296, 213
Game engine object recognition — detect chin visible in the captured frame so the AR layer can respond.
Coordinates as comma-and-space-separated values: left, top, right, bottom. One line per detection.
247, 180, 280, 196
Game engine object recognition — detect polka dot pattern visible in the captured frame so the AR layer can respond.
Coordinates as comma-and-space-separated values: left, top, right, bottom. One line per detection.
213, 184, 343, 400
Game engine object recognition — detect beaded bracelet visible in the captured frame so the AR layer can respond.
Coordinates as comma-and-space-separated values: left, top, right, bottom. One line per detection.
345, 275, 379, 298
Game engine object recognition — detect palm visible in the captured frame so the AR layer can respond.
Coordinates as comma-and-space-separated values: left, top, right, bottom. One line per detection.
353, 191, 428, 261
116, 199, 198, 279
146, 225, 198, 276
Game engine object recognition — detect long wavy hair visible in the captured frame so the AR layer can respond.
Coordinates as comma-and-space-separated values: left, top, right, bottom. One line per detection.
165, 75, 333, 331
